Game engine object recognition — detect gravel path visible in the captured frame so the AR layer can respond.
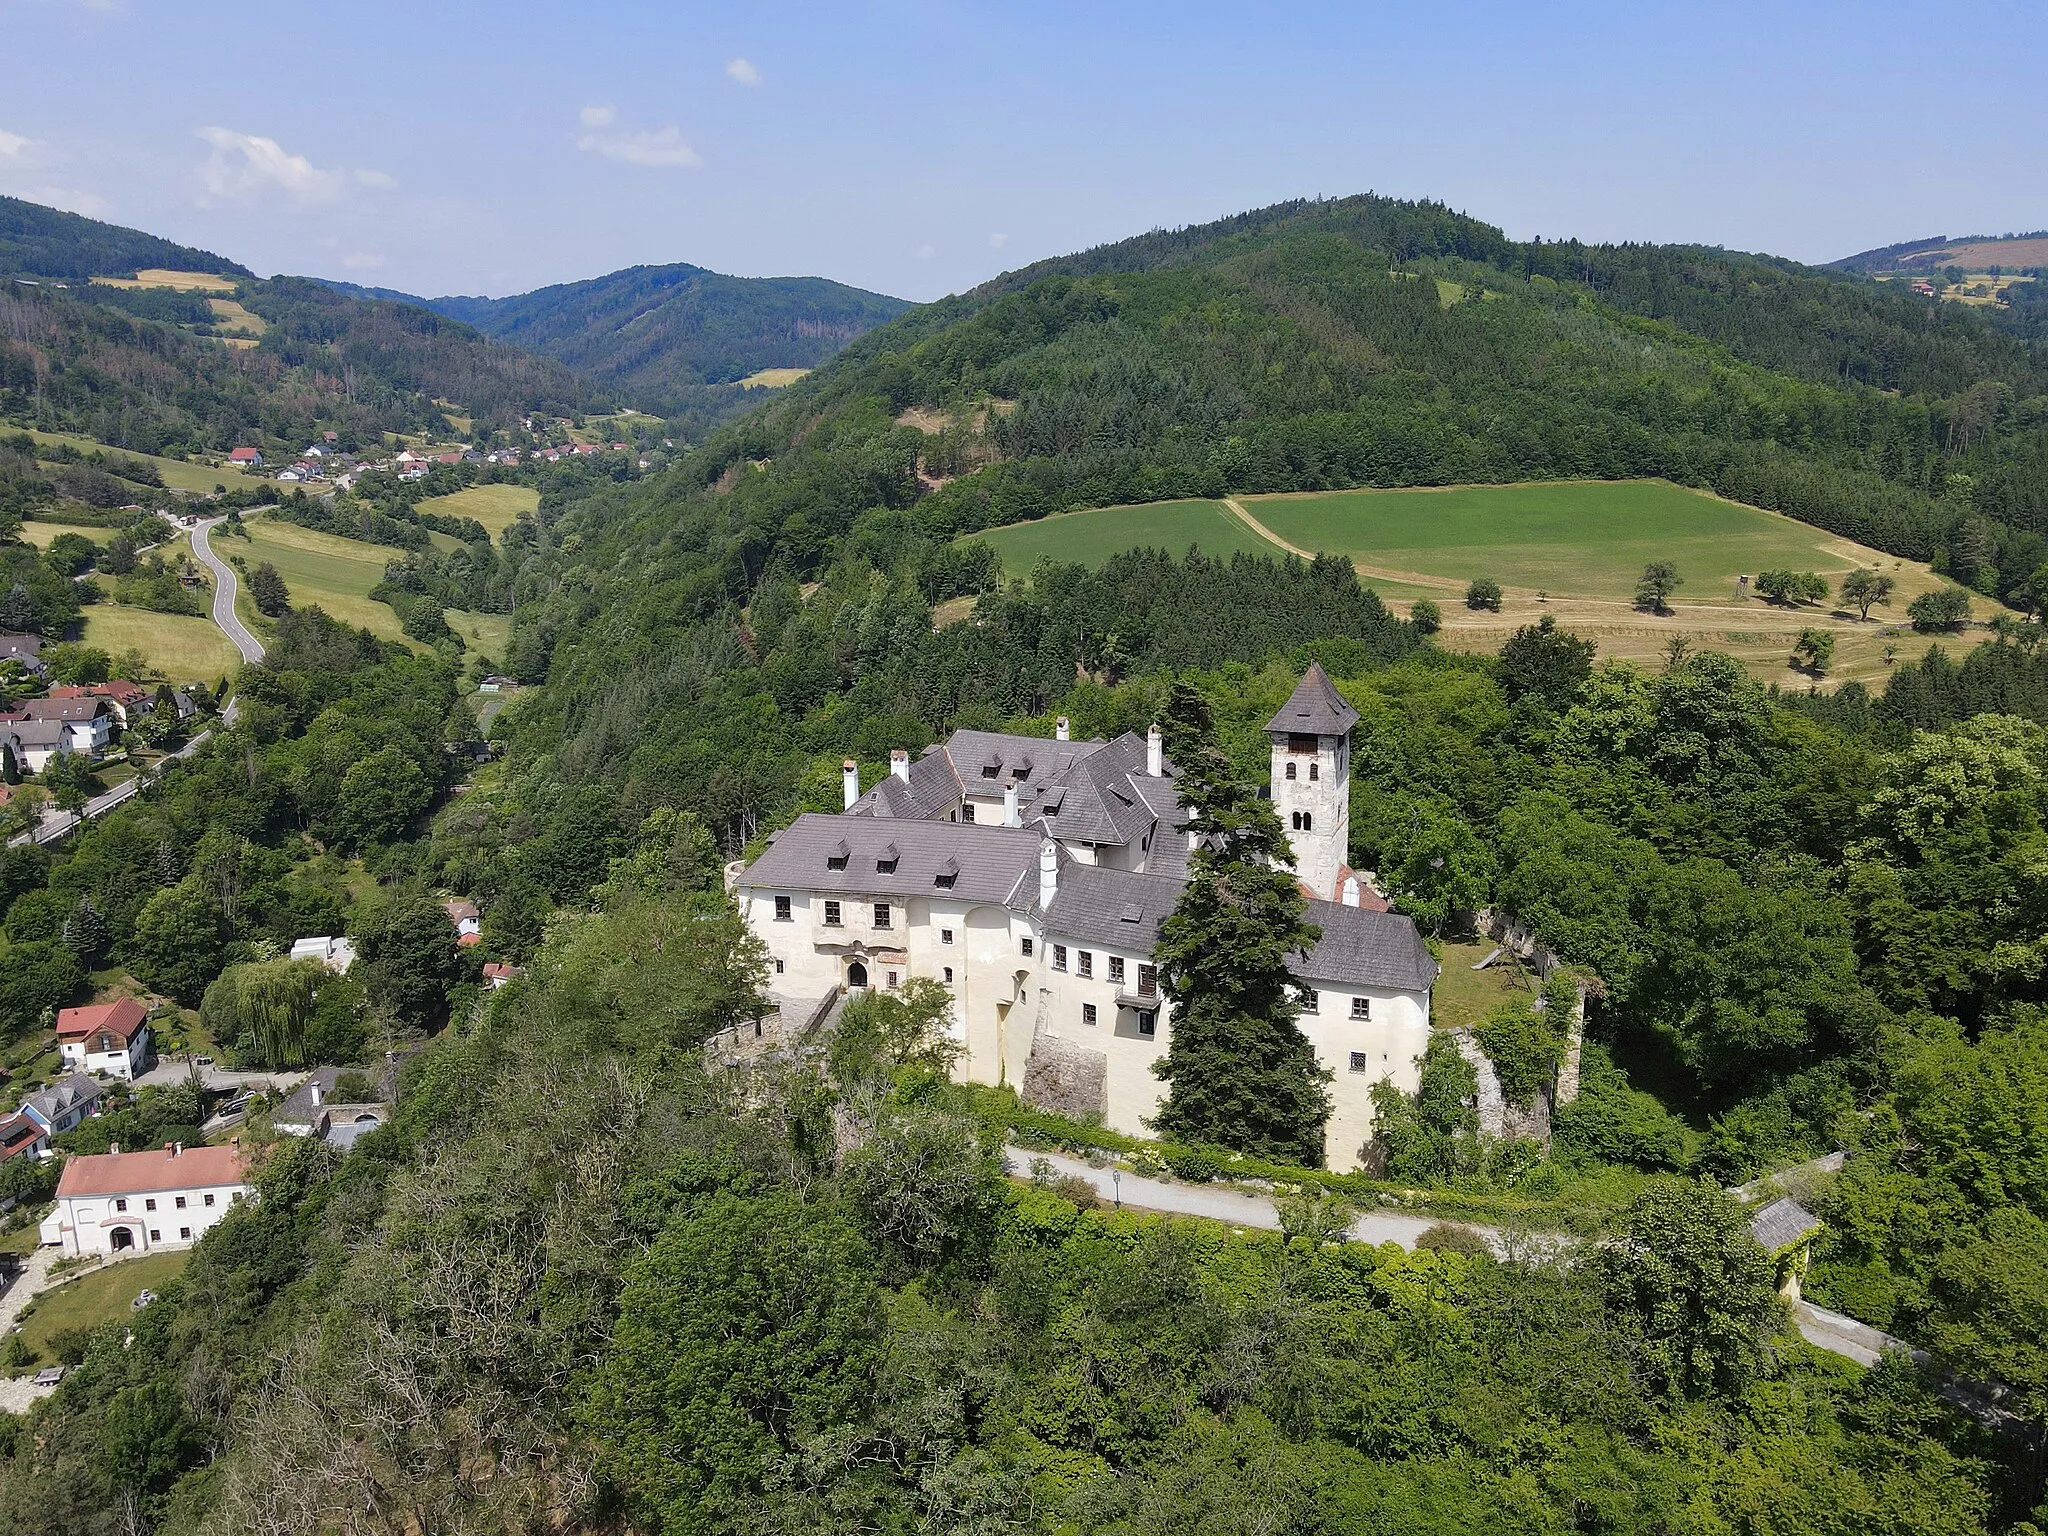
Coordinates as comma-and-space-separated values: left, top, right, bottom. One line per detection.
0, 1247, 62, 1415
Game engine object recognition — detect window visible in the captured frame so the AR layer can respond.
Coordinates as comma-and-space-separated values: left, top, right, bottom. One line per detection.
774, 959, 785, 975
943, 966, 954, 984
960, 803, 975, 822
1350, 996, 1371, 1020
1082, 1003, 1097, 1026
145, 1198, 157, 1212
1108, 956, 1125, 984
179, 1227, 191, 1240
204, 1193, 215, 1206
149, 1228, 161, 1241
1349, 1051, 1370, 1073
1301, 989, 1319, 1014
873, 902, 892, 929
175, 1196, 187, 1209
940, 928, 955, 945
1138, 1011, 1157, 1037
1290, 810, 1314, 832
115, 1199, 127, 1213
887, 971, 899, 989
1020, 936, 1034, 957
823, 900, 842, 927
1137, 963, 1157, 996
1285, 761, 1297, 780
1077, 950, 1093, 978
827, 851, 849, 870
1309, 762, 1320, 782
876, 854, 898, 875
774, 895, 792, 922
935, 870, 957, 889
1052, 944, 1068, 971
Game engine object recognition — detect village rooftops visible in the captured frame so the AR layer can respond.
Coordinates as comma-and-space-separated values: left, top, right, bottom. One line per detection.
21, 1073, 104, 1125
1016, 729, 1184, 851
55, 1142, 248, 1199
1266, 661, 1359, 739
0, 1112, 45, 1161
744, 814, 1044, 908
56, 997, 148, 1044
1, 696, 109, 724
51, 681, 150, 707
0, 633, 44, 663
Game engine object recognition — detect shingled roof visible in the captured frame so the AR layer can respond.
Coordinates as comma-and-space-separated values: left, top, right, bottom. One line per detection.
1039, 860, 1184, 951
1748, 1196, 1823, 1254
1293, 898, 1439, 992
742, 814, 1042, 908
1266, 662, 1359, 738
1018, 730, 1184, 850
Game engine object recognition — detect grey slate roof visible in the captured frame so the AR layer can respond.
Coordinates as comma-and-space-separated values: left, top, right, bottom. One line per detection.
1749, 1196, 1823, 1253
0, 633, 42, 663
849, 750, 961, 820
1019, 730, 1186, 850
1267, 662, 1359, 738
1039, 860, 1184, 952
947, 729, 1102, 789
17, 697, 107, 723
21, 1073, 103, 1127
1, 718, 68, 749
743, 813, 1043, 908
1293, 898, 1439, 992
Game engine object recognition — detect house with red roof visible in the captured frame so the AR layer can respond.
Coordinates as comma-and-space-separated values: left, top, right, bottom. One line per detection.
55, 997, 156, 1080
227, 447, 263, 466
0, 1111, 49, 1169
39, 1142, 251, 1257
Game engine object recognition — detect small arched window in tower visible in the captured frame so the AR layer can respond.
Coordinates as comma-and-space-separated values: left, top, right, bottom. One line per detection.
1309, 762, 1320, 781
1285, 761, 1297, 780
1291, 810, 1314, 832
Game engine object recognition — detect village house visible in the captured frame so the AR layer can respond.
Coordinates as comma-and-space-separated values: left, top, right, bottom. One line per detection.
0, 696, 115, 765
0, 1111, 49, 1168
0, 633, 45, 673
227, 447, 262, 466
0, 716, 71, 776
55, 998, 157, 1080
288, 935, 358, 973
733, 665, 1437, 1171
273, 1068, 389, 1150
19, 1073, 106, 1139
50, 680, 152, 730
39, 1142, 251, 1257
482, 961, 522, 989
442, 898, 482, 946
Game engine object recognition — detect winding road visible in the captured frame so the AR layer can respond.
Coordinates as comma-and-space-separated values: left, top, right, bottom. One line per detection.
188, 517, 266, 663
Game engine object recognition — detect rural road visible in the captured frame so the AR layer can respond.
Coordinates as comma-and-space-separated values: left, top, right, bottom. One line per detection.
188, 517, 266, 664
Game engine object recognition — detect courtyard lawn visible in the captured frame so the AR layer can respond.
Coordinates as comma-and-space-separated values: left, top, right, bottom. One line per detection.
416, 483, 538, 543
1430, 939, 1539, 1030
970, 499, 1274, 575
12, 1252, 189, 1368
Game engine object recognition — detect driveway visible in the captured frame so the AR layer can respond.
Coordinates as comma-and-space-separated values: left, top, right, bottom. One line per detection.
130, 1059, 310, 1096
188, 518, 266, 663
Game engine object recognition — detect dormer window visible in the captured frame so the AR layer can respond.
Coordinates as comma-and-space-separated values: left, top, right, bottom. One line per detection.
981, 755, 1002, 779
826, 839, 850, 871
934, 857, 958, 890
1042, 788, 1065, 814
876, 843, 899, 875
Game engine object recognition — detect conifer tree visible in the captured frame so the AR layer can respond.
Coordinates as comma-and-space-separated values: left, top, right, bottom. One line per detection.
1152, 682, 1330, 1164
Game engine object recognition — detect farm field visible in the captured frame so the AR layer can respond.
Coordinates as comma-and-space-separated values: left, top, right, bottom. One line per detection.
1237, 478, 2002, 688
447, 609, 511, 660
17, 517, 108, 548
971, 498, 1273, 574
11, 1252, 189, 1369
95, 269, 239, 292
739, 367, 810, 389
233, 515, 410, 645
26, 429, 258, 495
416, 483, 538, 542
81, 604, 240, 682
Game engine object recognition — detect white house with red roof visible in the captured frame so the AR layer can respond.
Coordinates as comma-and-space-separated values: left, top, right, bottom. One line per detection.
39, 1142, 251, 1256
55, 998, 156, 1080
227, 446, 262, 466
0, 1111, 49, 1169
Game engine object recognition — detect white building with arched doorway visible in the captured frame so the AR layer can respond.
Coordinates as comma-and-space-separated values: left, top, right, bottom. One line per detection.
40, 1143, 251, 1258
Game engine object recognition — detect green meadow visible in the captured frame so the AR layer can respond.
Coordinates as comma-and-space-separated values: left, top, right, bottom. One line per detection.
969, 498, 1271, 574
415, 483, 539, 543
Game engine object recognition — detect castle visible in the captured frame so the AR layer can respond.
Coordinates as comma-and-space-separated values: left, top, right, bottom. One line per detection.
733, 664, 1437, 1171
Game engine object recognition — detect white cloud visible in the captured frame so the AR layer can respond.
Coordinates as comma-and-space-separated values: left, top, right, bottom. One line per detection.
988, 232, 1008, 250
0, 130, 30, 159
575, 111, 700, 169
341, 251, 386, 270
726, 57, 760, 85
915, 243, 936, 260
195, 126, 337, 204
354, 167, 397, 190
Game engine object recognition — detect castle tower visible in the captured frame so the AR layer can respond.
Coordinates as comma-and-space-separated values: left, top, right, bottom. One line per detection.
1266, 662, 1357, 901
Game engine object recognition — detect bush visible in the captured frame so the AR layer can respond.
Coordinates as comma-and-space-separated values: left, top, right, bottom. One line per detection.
1162, 1144, 1222, 1182
1464, 577, 1502, 611
1907, 585, 1972, 632
1410, 598, 1442, 636
1415, 1221, 1493, 1254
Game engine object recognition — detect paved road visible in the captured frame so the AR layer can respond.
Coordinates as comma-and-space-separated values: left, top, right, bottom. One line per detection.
8, 722, 219, 849
188, 518, 265, 663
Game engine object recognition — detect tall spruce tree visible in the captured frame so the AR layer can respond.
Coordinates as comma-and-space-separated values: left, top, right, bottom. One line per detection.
1152, 682, 1331, 1164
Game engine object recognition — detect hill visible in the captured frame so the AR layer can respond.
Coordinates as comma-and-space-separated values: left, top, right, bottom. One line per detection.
325, 262, 909, 427
1831, 231, 2048, 274
0, 194, 252, 284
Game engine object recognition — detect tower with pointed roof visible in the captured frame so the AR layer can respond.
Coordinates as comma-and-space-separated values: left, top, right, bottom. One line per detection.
1267, 663, 1357, 901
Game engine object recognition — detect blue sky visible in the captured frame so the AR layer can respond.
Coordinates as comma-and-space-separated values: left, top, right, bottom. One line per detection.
2, 0, 2043, 302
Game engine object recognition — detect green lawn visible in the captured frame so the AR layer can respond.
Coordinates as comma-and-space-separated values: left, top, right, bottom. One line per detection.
234, 515, 410, 645
969, 499, 1273, 575
1243, 480, 1887, 603
81, 604, 241, 683
416, 483, 538, 543
26, 430, 260, 496
447, 609, 511, 661
11, 1252, 189, 1368
1431, 940, 1538, 1029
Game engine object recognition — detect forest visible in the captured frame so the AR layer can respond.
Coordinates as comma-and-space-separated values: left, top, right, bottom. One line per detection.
2, 192, 2048, 1533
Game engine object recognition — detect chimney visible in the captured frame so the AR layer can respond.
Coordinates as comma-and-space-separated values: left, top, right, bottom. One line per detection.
1146, 723, 1163, 777
310, 1081, 324, 1106
1055, 716, 1070, 742
890, 749, 910, 783
110, 1143, 120, 1155
1038, 841, 1059, 909
1341, 875, 1361, 908
171, 1142, 183, 1156
841, 759, 860, 810
1004, 781, 1020, 827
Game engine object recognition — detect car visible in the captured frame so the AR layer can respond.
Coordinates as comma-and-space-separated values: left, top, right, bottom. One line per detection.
193, 1056, 214, 1067
32, 1366, 64, 1387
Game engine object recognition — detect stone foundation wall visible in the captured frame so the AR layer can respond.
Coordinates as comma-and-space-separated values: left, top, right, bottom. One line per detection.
1021, 1036, 1108, 1121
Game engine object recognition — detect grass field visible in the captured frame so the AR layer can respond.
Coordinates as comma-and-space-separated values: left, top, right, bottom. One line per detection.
234, 516, 410, 644
739, 367, 810, 389
206, 297, 267, 336
96, 269, 239, 292
416, 483, 538, 542
1431, 940, 1540, 1029
447, 610, 511, 660
17, 518, 105, 549
26, 429, 258, 495
973, 499, 1274, 574
81, 605, 241, 682
12, 1252, 189, 1368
